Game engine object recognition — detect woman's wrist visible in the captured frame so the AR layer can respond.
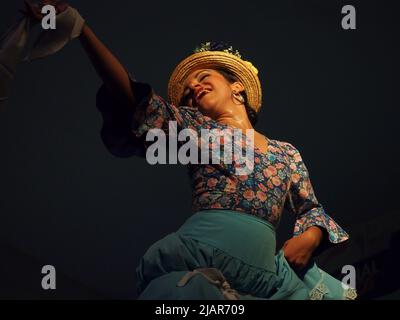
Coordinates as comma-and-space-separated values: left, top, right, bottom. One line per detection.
302, 226, 323, 251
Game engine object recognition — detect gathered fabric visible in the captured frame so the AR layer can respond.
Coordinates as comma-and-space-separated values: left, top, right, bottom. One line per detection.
176, 268, 241, 300
0, 6, 85, 101
136, 210, 357, 300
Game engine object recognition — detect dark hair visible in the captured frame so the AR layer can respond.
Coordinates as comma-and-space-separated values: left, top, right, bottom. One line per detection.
214, 67, 258, 126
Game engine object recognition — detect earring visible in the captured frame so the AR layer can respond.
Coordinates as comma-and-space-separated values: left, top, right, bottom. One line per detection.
232, 90, 245, 105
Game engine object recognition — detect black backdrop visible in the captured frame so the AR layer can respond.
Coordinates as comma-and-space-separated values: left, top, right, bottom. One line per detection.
0, 0, 399, 299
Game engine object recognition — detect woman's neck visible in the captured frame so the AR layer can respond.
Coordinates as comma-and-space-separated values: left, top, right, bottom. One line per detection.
212, 103, 253, 132
217, 117, 253, 131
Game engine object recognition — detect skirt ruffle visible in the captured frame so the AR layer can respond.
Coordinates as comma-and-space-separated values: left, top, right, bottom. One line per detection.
136, 211, 357, 300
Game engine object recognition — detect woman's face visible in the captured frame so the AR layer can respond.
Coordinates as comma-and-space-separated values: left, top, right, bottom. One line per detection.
181, 68, 244, 118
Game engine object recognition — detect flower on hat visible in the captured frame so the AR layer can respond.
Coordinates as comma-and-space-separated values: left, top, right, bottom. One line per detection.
194, 41, 242, 59
194, 42, 257, 75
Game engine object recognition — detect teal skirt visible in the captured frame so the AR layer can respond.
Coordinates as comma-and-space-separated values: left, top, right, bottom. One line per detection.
136, 210, 357, 300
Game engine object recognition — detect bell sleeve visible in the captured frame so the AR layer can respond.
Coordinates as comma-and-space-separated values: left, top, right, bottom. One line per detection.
96, 74, 202, 158
282, 142, 349, 246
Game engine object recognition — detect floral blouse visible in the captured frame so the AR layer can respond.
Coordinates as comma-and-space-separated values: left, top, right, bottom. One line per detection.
96, 77, 349, 246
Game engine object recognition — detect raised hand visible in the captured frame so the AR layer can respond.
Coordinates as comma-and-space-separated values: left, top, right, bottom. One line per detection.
20, 0, 69, 23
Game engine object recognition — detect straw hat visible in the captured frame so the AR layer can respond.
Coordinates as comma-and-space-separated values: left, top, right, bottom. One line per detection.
167, 42, 262, 113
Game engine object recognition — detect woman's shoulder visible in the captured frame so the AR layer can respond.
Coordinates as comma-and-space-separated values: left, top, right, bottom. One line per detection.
268, 138, 301, 157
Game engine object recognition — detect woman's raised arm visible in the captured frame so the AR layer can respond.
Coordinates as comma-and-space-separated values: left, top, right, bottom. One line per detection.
79, 24, 135, 106
22, 0, 135, 106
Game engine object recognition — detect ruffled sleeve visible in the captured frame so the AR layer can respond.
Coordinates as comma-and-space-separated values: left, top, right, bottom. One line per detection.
281, 142, 349, 246
96, 75, 207, 158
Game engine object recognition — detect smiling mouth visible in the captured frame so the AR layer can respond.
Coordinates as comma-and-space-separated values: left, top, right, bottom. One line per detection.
196, 90, 211, 102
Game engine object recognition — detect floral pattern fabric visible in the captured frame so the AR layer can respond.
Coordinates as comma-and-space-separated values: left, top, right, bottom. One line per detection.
96, 79, 349, 245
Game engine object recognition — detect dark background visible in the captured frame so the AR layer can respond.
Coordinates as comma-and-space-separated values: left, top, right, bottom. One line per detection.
0, 0, 399, 299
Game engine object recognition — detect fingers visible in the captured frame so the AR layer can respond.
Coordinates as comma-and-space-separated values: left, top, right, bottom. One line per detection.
283, 249, 310, 271
292, 261, 307, 270
24, 0, 43, 21
24, 0, 69, 20
285, 256, 307, 270
57, 3, 69, 13
39, 0, 69, 14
